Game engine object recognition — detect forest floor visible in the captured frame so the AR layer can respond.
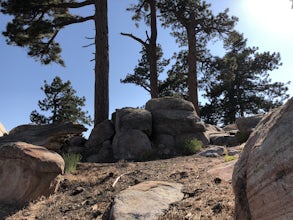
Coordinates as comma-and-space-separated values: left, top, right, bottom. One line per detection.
1, 154, 236, 220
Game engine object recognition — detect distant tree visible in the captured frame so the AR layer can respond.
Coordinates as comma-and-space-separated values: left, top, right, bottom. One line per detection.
30, 76, 93, 126
158, 0, 238, 114
0, 0, 109, 126
201, 31, 290, 125
121, 0, 159, 98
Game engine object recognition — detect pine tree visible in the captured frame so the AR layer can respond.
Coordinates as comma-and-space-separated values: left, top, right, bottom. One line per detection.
158, 0, 238, 114
1, 0, 109, 126
201, 31, 290, 125
30, 76, 92, 126
121, 0, 159, 98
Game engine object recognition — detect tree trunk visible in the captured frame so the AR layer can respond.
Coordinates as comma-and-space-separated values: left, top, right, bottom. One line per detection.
94, 0, 109, 126
149, 0, 159, 98
186, 21, 199, 115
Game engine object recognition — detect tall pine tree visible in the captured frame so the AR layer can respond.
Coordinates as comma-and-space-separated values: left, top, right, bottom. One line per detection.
201, 31, 290, 125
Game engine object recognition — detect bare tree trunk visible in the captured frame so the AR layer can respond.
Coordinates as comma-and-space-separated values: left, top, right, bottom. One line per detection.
94, 0, 109, 125
186, 20, 199, 115
149, 0, 158, 98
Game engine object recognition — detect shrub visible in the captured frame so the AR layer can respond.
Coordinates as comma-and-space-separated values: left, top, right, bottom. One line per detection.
182, 138, 203, 155
62, 153, 82, 173
224, 147, 236, 162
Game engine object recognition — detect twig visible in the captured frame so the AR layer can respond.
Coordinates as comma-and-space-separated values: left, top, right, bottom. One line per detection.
112, 172, 131, 188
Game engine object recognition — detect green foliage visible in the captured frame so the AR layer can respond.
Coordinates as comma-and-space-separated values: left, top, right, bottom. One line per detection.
121, 45, 170, 94
30, 76, 93, 126
0, 0, 94, 65
181, 138, 203, 155
201, 31, 290, 125
62, 153, 82, 173
223, 147, 236, 162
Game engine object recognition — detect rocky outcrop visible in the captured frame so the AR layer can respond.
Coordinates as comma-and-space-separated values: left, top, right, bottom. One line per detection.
0, 122, 87, 150
112, 129, 152, 161
0, 142, 64, 205
146, 97, 207, 153
232, 98, 293, 220
110, 181, 184, 220
0, 122, 8, 137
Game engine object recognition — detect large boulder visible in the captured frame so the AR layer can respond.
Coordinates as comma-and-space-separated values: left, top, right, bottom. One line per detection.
235, 114, 263, 135
0, 122, 8, 137
115, 108, 152, 136
146, 97, 206, 150
0, 122, 87, 150
85, 120, 114, 149
110, 181, 184, 220
112, 129, 152, 161
0, 142, 64, 205
232, 98, 293, 220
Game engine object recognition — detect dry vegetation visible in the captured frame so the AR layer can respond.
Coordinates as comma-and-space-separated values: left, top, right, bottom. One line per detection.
1, 155, 235, 220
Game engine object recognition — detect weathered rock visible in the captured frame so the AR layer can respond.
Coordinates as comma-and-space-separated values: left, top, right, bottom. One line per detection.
86, 140, 113, 163
153, 134, 176, 149
232, 98, 293, 220
198, 146, 225, 157
222, 123, 238, 132
145, 96, 195, 112
209, 133, 239, 147
150, 110, 203, 135
115, 108, 152, 136
112, 129, 152, 161
0, 122, 8, 137
0, 122, 87, 150
85, 120, 114, 149
235, 114, 263, 135
0, 142, 64, 205
110, 181, 184, 220
146, 97, 203, 136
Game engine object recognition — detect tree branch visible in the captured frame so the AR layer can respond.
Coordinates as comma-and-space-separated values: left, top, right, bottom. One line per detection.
47, 0, 94, 9
120, 32, 147, 47
55, 15, 94, 28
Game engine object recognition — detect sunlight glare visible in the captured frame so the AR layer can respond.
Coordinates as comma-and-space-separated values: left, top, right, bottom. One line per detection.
243, 0, 293, 36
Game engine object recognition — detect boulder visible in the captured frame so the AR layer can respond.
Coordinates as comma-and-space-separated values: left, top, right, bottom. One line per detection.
232, 98, 293, 220
0, 122, 87, 150
112, 129, 152, 161
0, 142, 64, 205
85, 120, 114, 149
198, 146, 225, 157
235, 114, 263, 135
115, 108, 152, 136
0, 122, 8, 137
145, 96, 195, 112
209, 133, 239, 147
110, 181, 184, 220
145, 97, 203, 136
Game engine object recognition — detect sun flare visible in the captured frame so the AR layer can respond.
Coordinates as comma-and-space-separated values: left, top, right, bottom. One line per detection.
243, 0, 293, 35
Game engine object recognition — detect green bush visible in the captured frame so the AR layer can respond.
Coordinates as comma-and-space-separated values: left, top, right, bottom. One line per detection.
182, 138, 203, 155
62, 153, 82, 173
224, 147, 236, 162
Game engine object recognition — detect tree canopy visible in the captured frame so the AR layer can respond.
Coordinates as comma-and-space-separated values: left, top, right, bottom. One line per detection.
30, 76, 93, 126
201, 31, 290, 125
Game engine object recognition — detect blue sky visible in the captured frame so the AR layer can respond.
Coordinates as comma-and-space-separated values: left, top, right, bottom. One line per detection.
1, 0, 292, 136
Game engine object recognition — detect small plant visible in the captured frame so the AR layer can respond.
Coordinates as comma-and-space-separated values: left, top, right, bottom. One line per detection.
182, 138, 203, 155
62, 153, 82, 173
224, 147, 236, 162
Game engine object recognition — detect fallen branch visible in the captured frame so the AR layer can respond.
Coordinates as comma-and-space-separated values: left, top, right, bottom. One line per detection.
112, 172, 131, 188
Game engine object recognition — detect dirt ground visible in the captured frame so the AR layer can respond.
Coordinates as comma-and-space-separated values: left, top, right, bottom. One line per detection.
0, 154, 236, 220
